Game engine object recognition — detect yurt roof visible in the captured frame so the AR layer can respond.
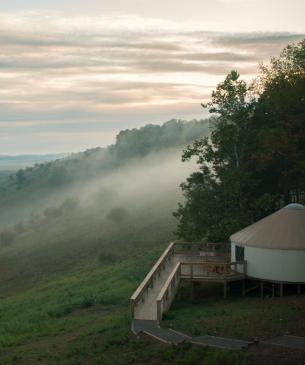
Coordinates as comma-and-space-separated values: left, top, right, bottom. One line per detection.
230, 204, 305, 250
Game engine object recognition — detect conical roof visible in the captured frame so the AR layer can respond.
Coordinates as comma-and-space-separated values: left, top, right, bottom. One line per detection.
230, 204, 305, 250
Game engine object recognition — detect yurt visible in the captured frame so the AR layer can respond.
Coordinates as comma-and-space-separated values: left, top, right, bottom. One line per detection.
230, 203, 305, 284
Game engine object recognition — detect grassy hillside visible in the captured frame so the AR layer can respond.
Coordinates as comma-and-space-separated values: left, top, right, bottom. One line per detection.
2, 118, 242, 365
1, 117, 303, 365
0, 246, 249, 365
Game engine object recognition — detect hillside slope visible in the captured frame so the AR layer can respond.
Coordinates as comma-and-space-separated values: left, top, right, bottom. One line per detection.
0, 119, 209, 227
0, 118, 224, 364
0, 118, 304, 365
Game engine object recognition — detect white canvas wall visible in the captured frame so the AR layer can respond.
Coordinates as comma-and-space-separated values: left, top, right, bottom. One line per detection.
231, 243, 305, 282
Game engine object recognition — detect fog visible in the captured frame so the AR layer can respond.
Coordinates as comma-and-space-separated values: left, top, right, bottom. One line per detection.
0, 146, 197, 252
80, 147, 195, 213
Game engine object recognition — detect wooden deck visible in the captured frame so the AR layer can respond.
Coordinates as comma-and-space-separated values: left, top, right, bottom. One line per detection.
130, 241, 246, 323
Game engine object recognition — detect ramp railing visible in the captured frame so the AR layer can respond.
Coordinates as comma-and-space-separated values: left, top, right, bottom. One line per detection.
156, 262, 181, 323
130, 241, 175, 319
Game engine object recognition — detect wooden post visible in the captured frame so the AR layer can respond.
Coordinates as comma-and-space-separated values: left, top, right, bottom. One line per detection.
243, 261, 247, 275
191, 281, 195, 301
242, 279, 246, 296
157, 300, 162, 323
130, 299, 135, 319
223, 281, 227, 299
272, 284, 275, 297
279, 282, 283, 297
260, 281, 264, 298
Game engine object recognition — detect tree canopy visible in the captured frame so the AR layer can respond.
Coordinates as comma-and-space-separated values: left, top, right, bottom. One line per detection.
174, 39, 305, 242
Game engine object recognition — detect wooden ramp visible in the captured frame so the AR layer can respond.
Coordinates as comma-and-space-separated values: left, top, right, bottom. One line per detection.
130, 241, 246, 323
263, 335, 305, 350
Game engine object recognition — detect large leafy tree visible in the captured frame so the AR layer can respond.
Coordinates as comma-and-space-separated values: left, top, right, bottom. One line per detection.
252, 40, 305, 204
175, 40, 305, 242
174, 71, 255, 241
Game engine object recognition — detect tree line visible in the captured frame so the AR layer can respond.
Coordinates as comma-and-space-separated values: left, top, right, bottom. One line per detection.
174, 39, 305, 242
0, 119, 209, 196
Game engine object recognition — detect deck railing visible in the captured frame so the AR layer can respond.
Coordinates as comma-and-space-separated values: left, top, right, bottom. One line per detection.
156, 262, 181, 323
173, 241, 230, 261
180, 260, 247, 280
130, 241, 240, 320
155, 259, 246, 322
130, 241, 176, 318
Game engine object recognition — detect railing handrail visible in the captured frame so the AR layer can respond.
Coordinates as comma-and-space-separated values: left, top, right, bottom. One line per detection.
179, 260, 246, 266
174, 241, 230, 254
157, 262, 181, 302
130, 241, 175, 302
180, 260, 247, 279
174, 241, 228, 245
180, 261, 230, 266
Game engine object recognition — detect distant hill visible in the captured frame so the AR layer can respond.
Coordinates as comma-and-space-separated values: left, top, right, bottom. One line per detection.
0, 119, 209, 226
0, 154, 68, 171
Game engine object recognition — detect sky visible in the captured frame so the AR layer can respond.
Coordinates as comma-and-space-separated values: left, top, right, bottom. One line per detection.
0, 0, 305, 154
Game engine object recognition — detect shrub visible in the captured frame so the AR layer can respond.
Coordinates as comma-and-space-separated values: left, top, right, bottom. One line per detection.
106, 207, 128, 224
98, 252, 120, 264
0, 230, 16, 247
43, 206, 60, 219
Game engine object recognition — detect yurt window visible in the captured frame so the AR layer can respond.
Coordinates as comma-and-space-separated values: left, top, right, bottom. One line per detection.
235, 245, 244, 261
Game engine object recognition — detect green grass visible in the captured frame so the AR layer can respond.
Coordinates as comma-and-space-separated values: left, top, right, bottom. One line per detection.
3, 239, 305, 365
0, 248, 248, 365
1, 191, 305, 365
164, 282, 305, 340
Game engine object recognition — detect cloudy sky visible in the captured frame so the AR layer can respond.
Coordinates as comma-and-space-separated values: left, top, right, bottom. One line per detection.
1, 0, 304, 154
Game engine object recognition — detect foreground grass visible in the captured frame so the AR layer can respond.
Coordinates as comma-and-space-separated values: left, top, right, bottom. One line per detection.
1, 217, 305, 365
0, 252, 247, 365
164, 282, 305, 340
2, 257, 305, 364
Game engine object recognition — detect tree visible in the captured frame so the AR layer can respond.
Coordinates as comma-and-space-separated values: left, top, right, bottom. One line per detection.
174, 39, 305, 242
174, 71, 255, 241
16, 169, 26, 189
252, 39, 305, 204
0, 230, 15, 247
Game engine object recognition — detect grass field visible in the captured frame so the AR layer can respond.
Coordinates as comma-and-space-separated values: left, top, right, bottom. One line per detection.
1, 244, 305, 365
0, 241, 247, 365
164, 282, 305, 340
1, 208, 305, 365
0, 137, 304, 364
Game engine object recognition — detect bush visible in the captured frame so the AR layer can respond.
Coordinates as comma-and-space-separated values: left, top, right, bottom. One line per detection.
106, 207, 128, 224
98, 251, 120, 264
14, 222, 25, 234
0, 230, 16, 247
60, 198, 78, 212
43, 206, 61, 219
